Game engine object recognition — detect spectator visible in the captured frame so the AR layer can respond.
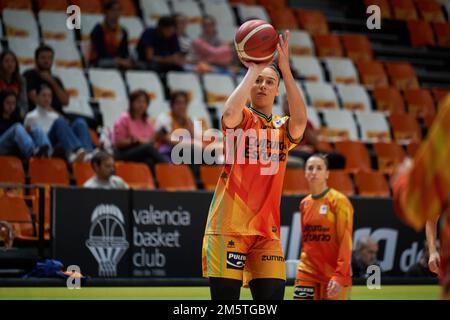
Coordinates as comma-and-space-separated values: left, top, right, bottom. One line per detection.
352, 236, 382, 278
282, 96, 346, 169
24, 84, 93, 163
173, 13, 191, 56
191, 16, 233, 73
112, 90, 166, 173
136, 16, 184, 73
84, 151, 129, 189
0, 90, 51, 159
0, 221, 14, 250
23, 44, 69, 113
406, 240, 439, 277
0, 50, 28, 115
89, 0, 134, 69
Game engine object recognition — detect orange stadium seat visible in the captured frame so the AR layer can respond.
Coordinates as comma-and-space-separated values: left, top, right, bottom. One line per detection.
295, 9, 329, 35
389, 113, 422, 143
423, 114, 436, 129
372, 141, 406, 174
268, 8, 298, 30
335, 141, 372, 173
415, 0, 446, 23
356, 61, 389, 88
0, 156, 25, 185
258, 0, 287, 11
391, 0, 418, 20
385, 62, 419, 90
72, 162, 95, 186
0, 0, 31, 12
283, 168, 309, 195
364, 0, 393, 19
29, 157, 70, 240
104, 0, 137, 16
355, 171, 390, 197
155, 164, 197, 191
372, 87, 406, 113
341, 34, 373, 62
71, 0, 102, 13
328, 170, 355, 196
407, 141, 420, 157
0, 194, 36, 240
431, 88, 450, 105
199, 165, 223, 191
407, 20, 436, 47
313, 34, 343, 57
404, 88, 436, 118
37, 0, 68, 11
432, 23, 450, 48
115, 162, 155, 190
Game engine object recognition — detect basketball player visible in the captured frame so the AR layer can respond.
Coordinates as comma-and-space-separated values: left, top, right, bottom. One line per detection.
202, 30, 307, 300
294, 154, 354, 300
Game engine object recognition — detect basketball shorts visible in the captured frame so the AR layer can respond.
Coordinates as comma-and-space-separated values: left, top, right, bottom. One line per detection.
202, 234, 286, 283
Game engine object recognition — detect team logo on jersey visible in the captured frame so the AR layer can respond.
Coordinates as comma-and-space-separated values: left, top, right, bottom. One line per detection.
319, 205, 328, 215
227, 240, 235, 248
273, 118, 286, 128
294, 285, 315, 300
226, 252, 246, 270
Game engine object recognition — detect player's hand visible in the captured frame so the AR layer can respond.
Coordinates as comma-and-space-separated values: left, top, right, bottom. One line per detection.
277, 30, 290, 73
391, 157, 413, 186
327, 279, 342, 298
238, 55, 272, 73
428, 251, 441, 274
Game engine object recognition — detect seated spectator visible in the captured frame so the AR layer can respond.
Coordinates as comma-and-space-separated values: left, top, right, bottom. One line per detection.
191, 16, 233, 73
112, 90, 166, 173
84, 151, 129, 189
136, 16, 184, 73
0, 90, 51, 159
406, 240, 439, 277
0, 50, 28, 115
89, 0, 134, 69
23, 45, 69, 114
352, 236, 382, 278
173, 13, 191, 56
282, 96, 346, 169
24, 84, 94, 163
0, 221, 14, 250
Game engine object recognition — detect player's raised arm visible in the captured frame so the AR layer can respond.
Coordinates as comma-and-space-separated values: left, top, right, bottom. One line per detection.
277, 30, 307, 141
222, 60, 269, 129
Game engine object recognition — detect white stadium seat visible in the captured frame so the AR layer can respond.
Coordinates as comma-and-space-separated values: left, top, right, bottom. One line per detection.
321, 109, 359, 141
45, 40, 82, 69
3, 9, 39, 41
235, 4, 270, 23
355, 111, 391, 142
303, 81, 339, 109
202, 0, 237, 27
323, 57, 359, 84
39, 11, 75, 43
291, 56, 325, 82
139, 0, 171, 26
8, 36, 39, 72
120, 16, 145, 54
80, 14, 103, 41
289, 30, 315, 56
167, 71, 204, 104
88, 68, 128, 103
99, 100, 128, 130
336, 84, 372, 112
202, 73, 235, 111
188, 102, 213, 129
148, 101, 170, 123
306, 107, 321, 129
125, 70, 166, 105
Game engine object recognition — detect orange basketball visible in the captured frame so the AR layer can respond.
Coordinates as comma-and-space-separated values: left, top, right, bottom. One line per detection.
234, 19, 278, 63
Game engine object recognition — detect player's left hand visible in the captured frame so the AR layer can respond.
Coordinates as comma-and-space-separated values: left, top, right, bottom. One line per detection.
276, 30, 290, 73
326, 279, 342, 298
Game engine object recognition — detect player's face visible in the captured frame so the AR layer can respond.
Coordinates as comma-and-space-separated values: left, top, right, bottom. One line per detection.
250, 67, 279, 108
305, 157, 329, 186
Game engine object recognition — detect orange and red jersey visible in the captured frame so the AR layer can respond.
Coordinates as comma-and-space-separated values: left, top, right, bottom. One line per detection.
204, 106, 301, 240
297, 188, 354, 286
393, 94, 450, 290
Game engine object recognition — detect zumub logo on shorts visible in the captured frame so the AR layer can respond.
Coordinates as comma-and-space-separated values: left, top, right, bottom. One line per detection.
226, 252, 246, 270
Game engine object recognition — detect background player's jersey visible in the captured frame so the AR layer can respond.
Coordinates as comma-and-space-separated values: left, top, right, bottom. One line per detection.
298, 188, 354, 286
205, 106, 301, 239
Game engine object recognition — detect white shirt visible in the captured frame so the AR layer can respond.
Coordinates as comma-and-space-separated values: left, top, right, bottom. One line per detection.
83, 175, 129, 190
24, 105, 59, 134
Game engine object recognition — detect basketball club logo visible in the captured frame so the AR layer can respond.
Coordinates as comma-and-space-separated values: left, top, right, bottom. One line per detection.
86, 204, 129, 277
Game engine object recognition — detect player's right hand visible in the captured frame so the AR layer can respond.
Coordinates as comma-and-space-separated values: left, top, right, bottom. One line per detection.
428, 251, 441, 274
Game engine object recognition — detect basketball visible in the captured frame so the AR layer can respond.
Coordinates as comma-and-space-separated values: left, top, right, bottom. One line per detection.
234, 19, 278, 63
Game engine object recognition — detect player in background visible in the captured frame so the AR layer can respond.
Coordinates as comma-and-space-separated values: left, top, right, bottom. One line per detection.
202, 31, 307, 300
392, 95, 450, 299
294, 154, 354, 300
